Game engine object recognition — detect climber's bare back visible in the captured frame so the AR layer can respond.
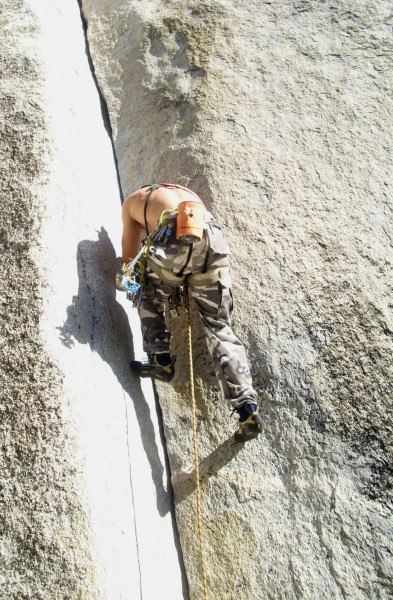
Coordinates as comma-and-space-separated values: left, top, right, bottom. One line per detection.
121, 184, 204, 263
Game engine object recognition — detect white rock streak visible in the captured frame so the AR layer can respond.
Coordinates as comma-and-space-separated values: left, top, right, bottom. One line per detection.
25, 0, 185, 598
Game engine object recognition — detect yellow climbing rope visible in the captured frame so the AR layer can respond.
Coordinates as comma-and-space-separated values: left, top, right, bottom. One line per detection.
184, 284, 208, 600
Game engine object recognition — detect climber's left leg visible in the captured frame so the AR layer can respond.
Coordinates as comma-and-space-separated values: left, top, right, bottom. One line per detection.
190, 276, 262, 439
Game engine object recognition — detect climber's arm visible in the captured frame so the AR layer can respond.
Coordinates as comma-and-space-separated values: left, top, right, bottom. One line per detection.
121, 198, 142, 264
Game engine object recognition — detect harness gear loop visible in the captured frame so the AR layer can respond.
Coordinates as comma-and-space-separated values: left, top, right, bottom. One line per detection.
184, 284, 209, 600
122, 222, 172, 306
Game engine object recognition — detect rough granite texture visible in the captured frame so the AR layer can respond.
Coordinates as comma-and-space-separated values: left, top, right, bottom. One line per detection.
0, 1, 98, 596
1, 0, 392, 598
81, 1, 393, 598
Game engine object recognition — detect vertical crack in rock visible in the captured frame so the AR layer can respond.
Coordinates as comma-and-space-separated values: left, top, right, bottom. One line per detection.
77, 0, 124, 202
124, 399, 143, 598
152, 382, 191, 599
76, 2, 190, 596
74, 0, 393, 598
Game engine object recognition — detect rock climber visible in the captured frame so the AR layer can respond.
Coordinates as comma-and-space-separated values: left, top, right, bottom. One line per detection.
116, 183, 262, 439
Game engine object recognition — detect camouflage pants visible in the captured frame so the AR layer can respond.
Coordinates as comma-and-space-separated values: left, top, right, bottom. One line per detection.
138, 222, 258, 408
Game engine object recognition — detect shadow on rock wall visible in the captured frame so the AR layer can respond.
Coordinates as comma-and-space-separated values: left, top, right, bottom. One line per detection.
58, 227, 172, 517
172, 436, 243, 504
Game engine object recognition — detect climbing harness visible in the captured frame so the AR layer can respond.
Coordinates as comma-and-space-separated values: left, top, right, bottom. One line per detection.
184, 283, 209, 600
143, 183, 208, 242
121, 211, 176, 305
148, 261, 230, 288
121, 183, 216, 306
168, 285, 185, 317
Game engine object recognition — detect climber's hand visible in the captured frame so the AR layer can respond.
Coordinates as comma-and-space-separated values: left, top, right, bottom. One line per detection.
116, 272, 126, 291
116, 262, 134, 291
116, 271, 141, 296
121, 262, 131, 274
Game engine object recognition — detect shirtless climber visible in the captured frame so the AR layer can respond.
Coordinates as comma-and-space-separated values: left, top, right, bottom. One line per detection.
117, 183, 262, 440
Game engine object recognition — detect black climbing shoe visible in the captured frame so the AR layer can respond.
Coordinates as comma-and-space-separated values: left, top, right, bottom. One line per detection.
130, 352, 175, 382
234, 403, 263, 442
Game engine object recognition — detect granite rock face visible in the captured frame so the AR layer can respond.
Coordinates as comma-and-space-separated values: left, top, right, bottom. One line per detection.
2, 0, 392, 598
0, 1, 97, 595
81, 1, 393, 598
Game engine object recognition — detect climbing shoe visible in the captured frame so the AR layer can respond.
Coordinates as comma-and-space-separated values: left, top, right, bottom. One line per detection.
130, 352, 175, 382
234, 403, 263, 442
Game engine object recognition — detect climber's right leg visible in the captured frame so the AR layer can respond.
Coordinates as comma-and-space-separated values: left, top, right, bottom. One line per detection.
130, 270, 176, 381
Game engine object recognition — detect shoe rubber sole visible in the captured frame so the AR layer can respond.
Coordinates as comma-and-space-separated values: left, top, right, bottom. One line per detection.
130, 361, 175, 382
234, 413, 263, 442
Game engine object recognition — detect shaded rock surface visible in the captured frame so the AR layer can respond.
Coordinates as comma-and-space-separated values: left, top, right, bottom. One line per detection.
81, 1, 393, 598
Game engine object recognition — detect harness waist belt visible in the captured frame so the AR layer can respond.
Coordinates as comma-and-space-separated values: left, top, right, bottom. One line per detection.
149, 261, 230, 286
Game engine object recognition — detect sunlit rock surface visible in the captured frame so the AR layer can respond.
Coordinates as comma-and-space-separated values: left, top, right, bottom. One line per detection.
81, 1, 392, 598
1, 0, 392, 598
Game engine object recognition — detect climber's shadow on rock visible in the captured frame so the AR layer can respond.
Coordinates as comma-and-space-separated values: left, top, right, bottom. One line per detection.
58, 227, 171, 517
172, 435, 243, 504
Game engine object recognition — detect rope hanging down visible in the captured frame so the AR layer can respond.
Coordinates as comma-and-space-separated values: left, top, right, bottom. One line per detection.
184, 284, 209, 600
